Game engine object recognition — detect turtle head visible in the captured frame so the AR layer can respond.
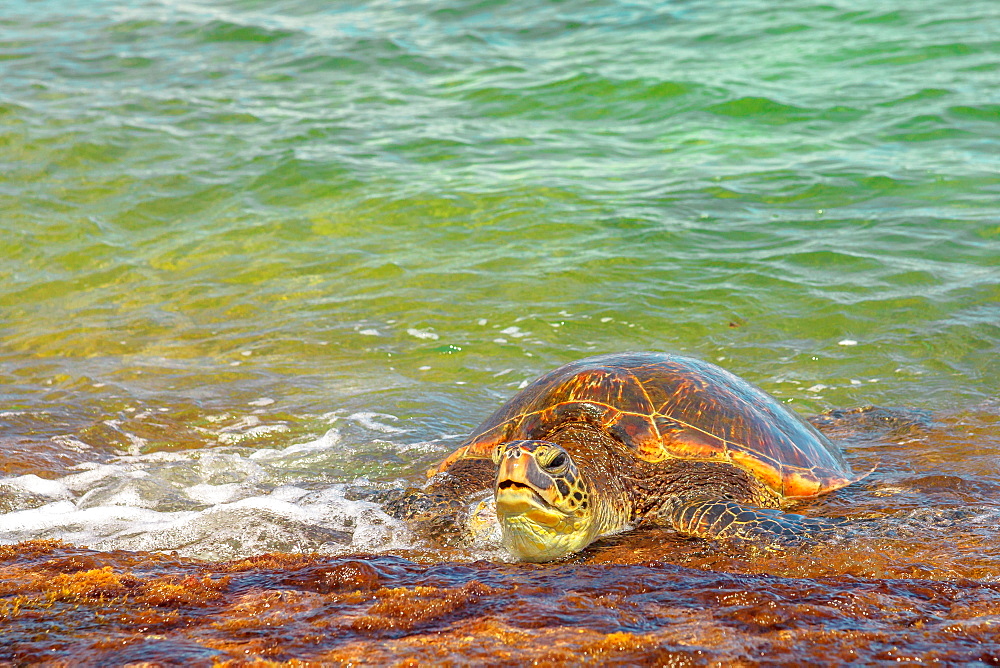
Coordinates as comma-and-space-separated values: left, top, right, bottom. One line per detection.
491, 440, 596, 562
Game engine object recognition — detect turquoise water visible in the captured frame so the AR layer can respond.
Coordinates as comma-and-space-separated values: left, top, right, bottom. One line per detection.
0, 0, 998, 557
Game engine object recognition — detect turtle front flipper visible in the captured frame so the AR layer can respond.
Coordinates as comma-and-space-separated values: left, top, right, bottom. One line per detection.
378, 458, 497, 546
378, 486, 460, 521
668, 498, 847, 540
381, 457, 496, 519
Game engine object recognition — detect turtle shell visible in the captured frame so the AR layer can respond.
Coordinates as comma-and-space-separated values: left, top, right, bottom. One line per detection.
435, 352, 855, 500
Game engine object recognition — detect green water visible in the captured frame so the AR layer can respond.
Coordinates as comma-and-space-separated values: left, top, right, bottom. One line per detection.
1, 0, 998, 467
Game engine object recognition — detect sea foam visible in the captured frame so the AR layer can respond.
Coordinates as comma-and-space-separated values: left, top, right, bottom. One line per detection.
0, 429, 416, 561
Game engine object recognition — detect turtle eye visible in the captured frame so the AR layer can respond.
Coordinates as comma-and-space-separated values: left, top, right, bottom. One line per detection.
543, 451, 568, 472
491, 444, 503, 465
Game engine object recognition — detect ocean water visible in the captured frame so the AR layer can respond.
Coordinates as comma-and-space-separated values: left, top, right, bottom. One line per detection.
1, 0, 998, 564
2, 1, 1000, 663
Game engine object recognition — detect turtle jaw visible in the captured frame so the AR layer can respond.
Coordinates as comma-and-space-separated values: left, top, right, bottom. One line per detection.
495, 482, 569, 531
493, 441, 597, 562
496, 486, 593, 562
499, 511, 595, 562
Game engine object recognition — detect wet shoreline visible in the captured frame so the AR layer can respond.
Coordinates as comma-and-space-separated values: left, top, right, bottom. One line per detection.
3, 405, 1000, 664
3, 539, 999, 665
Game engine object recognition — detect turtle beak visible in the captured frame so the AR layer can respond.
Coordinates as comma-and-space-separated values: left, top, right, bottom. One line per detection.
495, 446, 564, 526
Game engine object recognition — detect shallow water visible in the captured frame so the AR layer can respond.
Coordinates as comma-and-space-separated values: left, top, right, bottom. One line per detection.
1, 0, 998, 663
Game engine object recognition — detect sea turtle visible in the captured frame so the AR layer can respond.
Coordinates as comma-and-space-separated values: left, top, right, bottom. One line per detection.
385, 352, 859, 562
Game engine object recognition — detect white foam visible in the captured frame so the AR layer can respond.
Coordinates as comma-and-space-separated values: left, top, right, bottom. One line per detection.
82, 486, 144, 508
407, 327, 439, 340
60, 464, 143, 492
349, 412, 406, 434
500, 326, 528, 338
0, 420, 431, 561
185, 482, 243, 505
0, 467, 413, 560
50, 435, 92, 452
269, 485, 310, 503
213, 416, 292, 444
6, 474, 73, 500
0, 501, 173, 535
249, 427, 340, 460
248, 397, 275, 407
